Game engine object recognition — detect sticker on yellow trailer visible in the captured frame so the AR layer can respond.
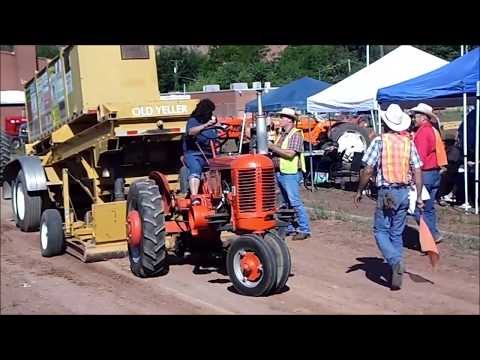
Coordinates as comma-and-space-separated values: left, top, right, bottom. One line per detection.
131, 104, 190, 117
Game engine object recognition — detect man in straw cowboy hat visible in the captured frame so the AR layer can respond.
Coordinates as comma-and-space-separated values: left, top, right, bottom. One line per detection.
268, 107, 311, 241
355, 104, 424, 290
410, 103, 447, 243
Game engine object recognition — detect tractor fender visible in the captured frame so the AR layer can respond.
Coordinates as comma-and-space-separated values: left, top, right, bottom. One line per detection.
149, 171, 173, 216
2, 156, 47, 199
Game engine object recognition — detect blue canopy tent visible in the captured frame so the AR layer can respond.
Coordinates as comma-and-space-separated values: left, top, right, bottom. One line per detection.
245, 76, 331, 113
377, 47, 480, 214
377, 47, 479, 109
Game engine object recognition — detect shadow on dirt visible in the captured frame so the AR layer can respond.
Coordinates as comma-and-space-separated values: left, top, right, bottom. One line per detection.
166, 252, 294, 296
167, 253, 228, 277
346, 257, 391, 288
227, 284, 291, 296
347, 256, 435, 288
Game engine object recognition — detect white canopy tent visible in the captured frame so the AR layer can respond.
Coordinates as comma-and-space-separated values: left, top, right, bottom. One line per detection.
0, 91, 25, 106
306, 46, 448, 115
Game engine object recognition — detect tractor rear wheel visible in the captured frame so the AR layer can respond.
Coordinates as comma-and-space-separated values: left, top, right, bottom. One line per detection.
264, 230, 291, 293
226, 234, 277, 297
127, 179, 168, 278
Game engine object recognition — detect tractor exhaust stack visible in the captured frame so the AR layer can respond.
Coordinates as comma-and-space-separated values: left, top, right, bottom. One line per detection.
255, 90, 268, 155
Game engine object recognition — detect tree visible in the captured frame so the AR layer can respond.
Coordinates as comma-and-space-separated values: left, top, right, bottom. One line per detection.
272, 45, 358, 85
36, 45, 60, 59
205, 45, 268, 70
156, 47, 207, 93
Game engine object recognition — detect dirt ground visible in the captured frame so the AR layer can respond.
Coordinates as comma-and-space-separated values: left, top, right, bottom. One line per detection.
301, 186, 480, 238
1, 197, 479, 315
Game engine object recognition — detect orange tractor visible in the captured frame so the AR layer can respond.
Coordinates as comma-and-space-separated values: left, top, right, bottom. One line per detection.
127, 95, 293, 297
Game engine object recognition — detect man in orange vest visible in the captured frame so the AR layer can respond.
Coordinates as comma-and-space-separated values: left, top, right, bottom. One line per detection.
355, 104, 424, 290
410, 103, 447, 243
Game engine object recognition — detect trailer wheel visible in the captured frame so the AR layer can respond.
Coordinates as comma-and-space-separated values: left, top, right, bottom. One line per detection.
40, 209, 65, 257
264, 230, 292, 294
226, 235, 277, 297
12, 170, 42, 232
127, 179, 168, 278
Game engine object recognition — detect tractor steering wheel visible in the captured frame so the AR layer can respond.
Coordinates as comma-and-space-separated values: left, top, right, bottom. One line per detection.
198, 125, 230, 150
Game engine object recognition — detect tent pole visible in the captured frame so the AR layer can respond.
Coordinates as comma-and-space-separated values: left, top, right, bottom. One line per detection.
475, 80, 479, 215
239, 112, 247, 154
308, 115, 314, 192
462, 92, 470, 212
375, 101, 382, 134
370, 109, 376, 134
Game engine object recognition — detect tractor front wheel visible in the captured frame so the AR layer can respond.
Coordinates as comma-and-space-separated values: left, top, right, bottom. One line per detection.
226, 235, 277, 297
264, 230, 292, 293
127, 179, 168, 278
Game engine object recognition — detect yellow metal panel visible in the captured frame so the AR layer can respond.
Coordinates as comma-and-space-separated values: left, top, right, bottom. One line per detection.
63, 169, 72, 235
44, 166, 62, 185
51, 124, 75, 143
92, 201, 127, 243
77, 46, 161, 111
68, 46, 84, 117
52, 120, 113, 162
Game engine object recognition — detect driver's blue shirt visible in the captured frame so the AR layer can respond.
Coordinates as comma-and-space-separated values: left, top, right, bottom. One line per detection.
183, 116, 218, 156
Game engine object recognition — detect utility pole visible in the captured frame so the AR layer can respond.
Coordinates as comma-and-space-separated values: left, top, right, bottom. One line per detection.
173, 59, 178, 92
170, 59, 181, 92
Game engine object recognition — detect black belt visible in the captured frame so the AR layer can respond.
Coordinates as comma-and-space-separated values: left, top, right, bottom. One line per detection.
379, 185, 409, 189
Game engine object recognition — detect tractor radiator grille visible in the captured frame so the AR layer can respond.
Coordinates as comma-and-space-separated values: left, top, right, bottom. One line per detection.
237, 169, 257, 213
237, 168, 276, 213
261, 168, 276, 212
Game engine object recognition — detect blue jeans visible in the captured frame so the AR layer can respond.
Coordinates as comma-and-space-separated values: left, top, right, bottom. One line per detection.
373, 187, 410, 267
414, 170, 440, 239
276, 172, 311, 234
183, 152, 208, 180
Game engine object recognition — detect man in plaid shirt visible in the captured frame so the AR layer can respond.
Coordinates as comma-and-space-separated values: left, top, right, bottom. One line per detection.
355, 104, 424, 290
268, 108, 311, 241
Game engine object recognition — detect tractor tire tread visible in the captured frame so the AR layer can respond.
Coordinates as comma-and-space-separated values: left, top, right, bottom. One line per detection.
127, 179, 168, 278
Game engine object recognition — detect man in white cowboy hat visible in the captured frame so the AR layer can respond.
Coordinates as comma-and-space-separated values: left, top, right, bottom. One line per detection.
355, 104, 424, 290
410, 103, 446, 243
268, 107, 311, 241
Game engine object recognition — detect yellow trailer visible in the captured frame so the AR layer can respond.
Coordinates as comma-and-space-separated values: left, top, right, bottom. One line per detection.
3, 45, 198, 262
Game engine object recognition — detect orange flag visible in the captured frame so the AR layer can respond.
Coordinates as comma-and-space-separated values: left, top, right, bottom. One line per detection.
419, 216, 440, 268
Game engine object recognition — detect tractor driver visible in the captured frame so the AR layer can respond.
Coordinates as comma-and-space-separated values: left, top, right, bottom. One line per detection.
183, 99, 219, 205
